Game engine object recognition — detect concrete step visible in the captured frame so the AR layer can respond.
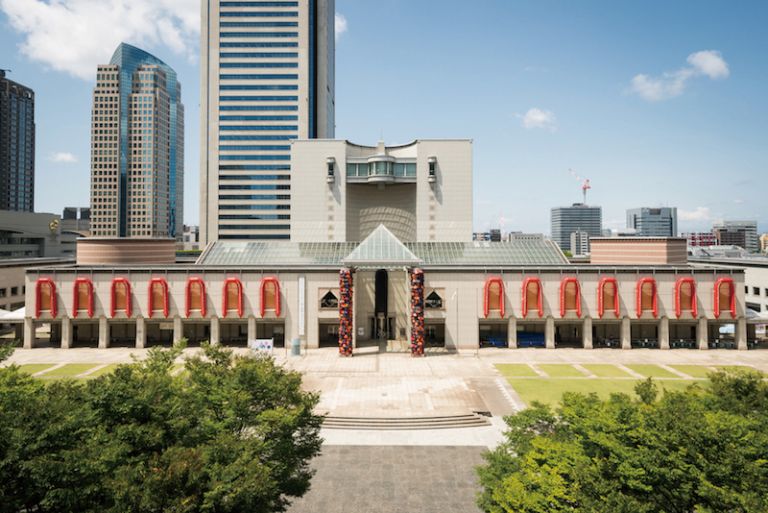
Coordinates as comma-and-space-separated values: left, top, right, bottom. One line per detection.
322, 413, 491, 430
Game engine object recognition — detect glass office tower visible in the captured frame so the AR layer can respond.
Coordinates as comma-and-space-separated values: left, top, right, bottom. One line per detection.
90, 43, 184, 239
0, 70, 35, 212
200, 0, 335, 244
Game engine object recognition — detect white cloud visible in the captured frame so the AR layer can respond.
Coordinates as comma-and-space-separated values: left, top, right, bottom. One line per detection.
0, 0, 200, 80
687, 50, 729, 79
629, 50, 729, 102
335, 13, 347, 41
49, 152, 77, 163
679, 206, 712, 222
519, 108, 557, 131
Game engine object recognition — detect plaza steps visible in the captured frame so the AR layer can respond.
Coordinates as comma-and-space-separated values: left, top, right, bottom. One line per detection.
322, 413, 491, 430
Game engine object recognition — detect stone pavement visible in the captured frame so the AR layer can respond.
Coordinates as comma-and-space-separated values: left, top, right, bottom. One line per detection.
286, 446, 485, 513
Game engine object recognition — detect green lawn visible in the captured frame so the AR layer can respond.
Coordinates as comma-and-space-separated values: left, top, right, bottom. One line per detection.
38, 364, 99, 379
15, 363, 57, 375
507, 378, 697, 407
495, 364, 538, 377
581, 364, 633, 378
624, 364, 678, 379
83, 364, 119, 378
668, 365, 713, 379
536, 364, 586, 377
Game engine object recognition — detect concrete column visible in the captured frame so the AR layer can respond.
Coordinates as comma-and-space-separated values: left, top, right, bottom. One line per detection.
736, 317, 747, 350
98, 316, 109, 349
545, 317, 555, 349
61, 317, 72, 349
659, 317, 670, 350
135, 317, 146, 349
697, 317, 708, 350
582, 317, 593, 349
351, 272, 357, 350
621, 317, 631, 349
173, 316, 183, 345
210, 317, 220, 346
23, 317, 35, 349
247, 316, 256, 344
508, 317, 517, 349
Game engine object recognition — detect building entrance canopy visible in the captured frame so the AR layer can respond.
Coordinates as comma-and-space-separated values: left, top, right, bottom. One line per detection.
342, 224, 422, 269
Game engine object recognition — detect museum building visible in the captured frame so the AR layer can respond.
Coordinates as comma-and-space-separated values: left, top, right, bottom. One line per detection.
22, 140, 752, 352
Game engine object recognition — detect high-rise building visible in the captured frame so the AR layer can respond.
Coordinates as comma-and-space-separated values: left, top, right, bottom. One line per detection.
90, 43, 184, 239
760, 233, 768, 254
550, 203, 602, 252
713, 220, 758, 253
200, 0, 335, 244
569, 229, 590, 256
626, 207, 677, 237
0, 70, 35, 212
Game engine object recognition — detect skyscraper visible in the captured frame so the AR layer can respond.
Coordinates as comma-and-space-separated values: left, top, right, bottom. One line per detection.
0, 70, 35, 212
550, 203, 602, 252
200, 0, 335, 244
626, 207, 678, 237
89, 43, 184, 239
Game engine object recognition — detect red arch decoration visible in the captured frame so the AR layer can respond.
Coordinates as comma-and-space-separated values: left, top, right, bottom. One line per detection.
713, 277, 736, 319
186, 277, 207, 318
635, 277, 658, 318
559, 277, 582, 318
674, 277, 698, 318
521, 277, 543, 318
35, 277, 57, 318
483, 277, 506, 318
260, 277, 281, 317
222, 277, 243, 318
597, 277, 620, 319
148, 278, 169, 318
72, 277, 94, 318
110, 278, 132, 318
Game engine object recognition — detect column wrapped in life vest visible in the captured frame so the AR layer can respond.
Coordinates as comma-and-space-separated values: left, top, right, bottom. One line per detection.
338, 268, 354, 356
410, 268, 425, 356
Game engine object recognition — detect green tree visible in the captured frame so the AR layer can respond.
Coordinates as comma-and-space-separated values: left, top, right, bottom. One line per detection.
477, 369, 768, 513
0, 343, 323, 512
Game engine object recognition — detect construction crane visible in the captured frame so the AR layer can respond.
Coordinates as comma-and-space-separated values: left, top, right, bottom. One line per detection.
568, 168, 591, 204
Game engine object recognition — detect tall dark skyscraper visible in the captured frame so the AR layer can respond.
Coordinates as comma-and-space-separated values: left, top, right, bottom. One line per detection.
200, 0, 336, 244
0, 70, 35, 212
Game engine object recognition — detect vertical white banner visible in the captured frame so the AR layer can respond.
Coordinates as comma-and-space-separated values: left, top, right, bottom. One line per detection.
298, 275, 306, 336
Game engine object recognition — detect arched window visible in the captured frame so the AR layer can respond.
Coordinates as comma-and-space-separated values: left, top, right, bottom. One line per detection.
186, 277, 207, 317
35, 277, 57, 318
72, 277, 94, 318
222, 277, 243, 318
597, 277, 619, 319
260, 277, 281, 317
483, 277, 505, 318
148, 278, 169, 318
425, 290, 443, 309
714, 277, 736, 319
111, 278, 132, 318
320, 290, 338, 309
559, 277, 581, 317
675, 277, 698, 318
521, 277, 543, 318
636, 277, 658, 318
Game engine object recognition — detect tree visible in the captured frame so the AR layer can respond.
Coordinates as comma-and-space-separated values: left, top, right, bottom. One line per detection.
477, 369, 768, 513
0, 343, 323, 512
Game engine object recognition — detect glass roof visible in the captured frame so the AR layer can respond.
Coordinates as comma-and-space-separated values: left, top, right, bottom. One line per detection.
343, 225, 422, 265
198, 233, 569, 267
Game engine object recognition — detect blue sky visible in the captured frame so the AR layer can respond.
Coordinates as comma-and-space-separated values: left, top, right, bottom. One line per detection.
1, 0, 766, 234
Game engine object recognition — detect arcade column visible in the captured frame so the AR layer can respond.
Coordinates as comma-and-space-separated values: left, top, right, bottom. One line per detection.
410, 268, 425, 356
